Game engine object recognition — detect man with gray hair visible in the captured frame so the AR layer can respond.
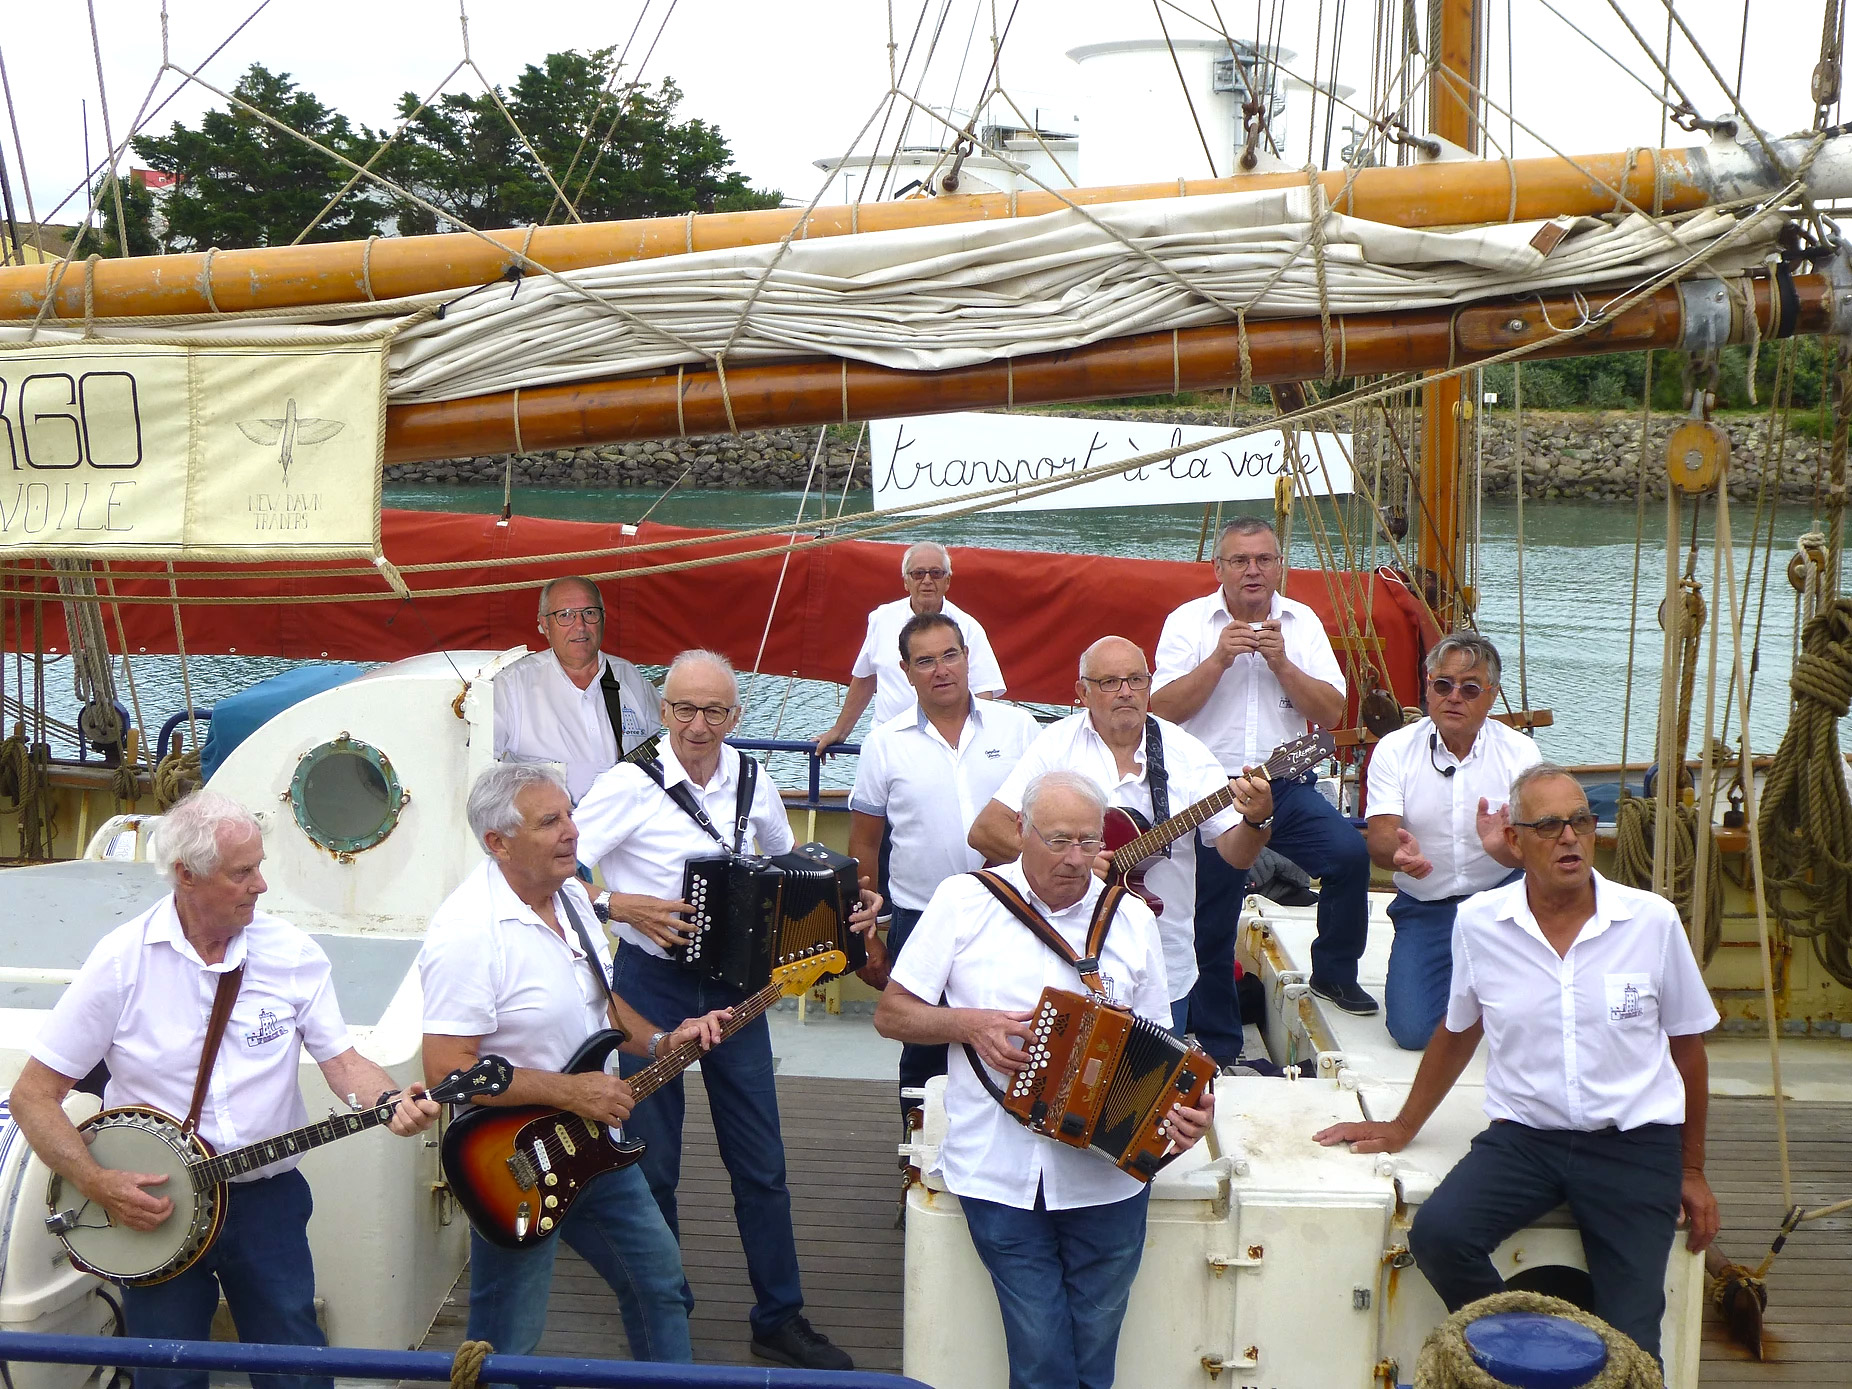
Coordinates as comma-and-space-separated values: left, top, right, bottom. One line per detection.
11, 790, 440, 1389
877, 770, 1212, 1389
421, 761, 726, 1363
1318, 763, 1718, 1367
1365, 633, 1539, 1048
495, 574, 662, 800
574, 649, 878, 1371
812, 541, 1005, 753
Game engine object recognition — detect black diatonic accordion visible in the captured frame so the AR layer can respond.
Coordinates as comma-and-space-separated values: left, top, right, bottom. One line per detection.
675, 842, 865, 990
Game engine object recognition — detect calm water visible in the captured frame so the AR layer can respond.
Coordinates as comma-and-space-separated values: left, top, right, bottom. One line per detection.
31, 483, 1850, 787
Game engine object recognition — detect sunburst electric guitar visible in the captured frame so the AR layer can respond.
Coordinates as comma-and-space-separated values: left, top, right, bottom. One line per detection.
1103, 730, 1336, 914
440, 951, 845, 1248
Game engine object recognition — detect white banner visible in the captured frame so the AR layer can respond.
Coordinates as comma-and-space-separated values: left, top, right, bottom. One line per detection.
870, 411, 1352, 516
0, 340, 388, 559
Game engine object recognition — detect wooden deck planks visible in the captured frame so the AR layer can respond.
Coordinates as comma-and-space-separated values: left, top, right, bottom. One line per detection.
419, 1083, 1849, 1386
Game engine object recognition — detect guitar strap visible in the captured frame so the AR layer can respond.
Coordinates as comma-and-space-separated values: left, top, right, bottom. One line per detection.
597, 659, 632, 759
558, 890, 626, 1040
1143, 716, 1171, 857
969, 870, 1126, 998
637, 752, 759, 853
182, 965, 245, 1138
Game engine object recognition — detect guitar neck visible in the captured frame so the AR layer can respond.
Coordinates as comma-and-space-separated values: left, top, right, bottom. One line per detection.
625, 978, 786, 1105
190, 1101, 397, 1186
1111, 739, 1320, 871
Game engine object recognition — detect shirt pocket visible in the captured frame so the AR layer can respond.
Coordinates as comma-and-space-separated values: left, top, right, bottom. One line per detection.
1603, 971, 1657, 1028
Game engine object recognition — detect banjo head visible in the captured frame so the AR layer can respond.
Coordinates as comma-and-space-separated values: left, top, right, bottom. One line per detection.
49, 1107, 221, 1286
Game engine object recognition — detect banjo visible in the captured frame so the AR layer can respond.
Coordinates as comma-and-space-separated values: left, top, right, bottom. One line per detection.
45, 1055, 512, 1286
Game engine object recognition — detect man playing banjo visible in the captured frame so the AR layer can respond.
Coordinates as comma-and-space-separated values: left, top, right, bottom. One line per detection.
9, 790, 440, 1389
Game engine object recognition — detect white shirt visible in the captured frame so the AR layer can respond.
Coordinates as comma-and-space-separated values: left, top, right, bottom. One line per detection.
1447, 872, 1719, 1132
419, 860, 612, 1072
889, 861, 1169, 1210
575, 743, 794, 960
32, 899, 353, 1180
1366, 717, 1542, 900
990, 711, 1237, 1000
851, 597, 1006, 727
849, 699, 1042, 911
1152, 589, 1345, 773
494, 649, 664, 801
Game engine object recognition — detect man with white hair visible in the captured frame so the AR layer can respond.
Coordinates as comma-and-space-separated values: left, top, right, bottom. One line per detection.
495, 574, 663, 800
877, 770, 1213, 1389
969, 635, 1276, 1042
811, 541, 1006, 752
10, 790, 440, 1389
420, 761, 726, 1363
575, 650, 879, 1371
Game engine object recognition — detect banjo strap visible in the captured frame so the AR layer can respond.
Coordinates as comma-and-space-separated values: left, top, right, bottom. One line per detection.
183, 966, 244, 1137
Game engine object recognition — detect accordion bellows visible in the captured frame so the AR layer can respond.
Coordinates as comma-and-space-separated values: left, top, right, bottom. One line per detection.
1004, 986, 1214, 1182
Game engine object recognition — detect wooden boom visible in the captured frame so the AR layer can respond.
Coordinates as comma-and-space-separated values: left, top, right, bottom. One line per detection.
6, 134, 1851, 323
380, 271, 1837, 463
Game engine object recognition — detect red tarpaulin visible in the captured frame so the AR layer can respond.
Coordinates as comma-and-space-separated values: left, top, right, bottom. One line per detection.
3, 511, 1436, 714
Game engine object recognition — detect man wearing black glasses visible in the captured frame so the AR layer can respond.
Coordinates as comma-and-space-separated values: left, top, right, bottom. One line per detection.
494, 575, 662, 801
1316, 763, 1719, 1370
1364, 634, 1539, 1048
574, 650, 878, 1371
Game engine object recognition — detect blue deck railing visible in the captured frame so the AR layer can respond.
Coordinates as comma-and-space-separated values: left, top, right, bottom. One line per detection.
729, 737, 860, 813
0, 1331, 927, 1389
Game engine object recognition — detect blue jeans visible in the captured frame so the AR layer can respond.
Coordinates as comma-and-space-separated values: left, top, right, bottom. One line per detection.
464, 1163, 691, 1363
1169, 997, 1190, 1035
1190, 776, 1369, 1062
1385, 875, 1520, 1050
890, 906, 949, 1115
1410, 1121, 1684, 1364
123, 1168, 328, 1389
961, 1186, 1151, 1389
613, 945, 805, 1340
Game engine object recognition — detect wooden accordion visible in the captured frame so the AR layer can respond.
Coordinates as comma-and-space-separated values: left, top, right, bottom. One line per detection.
676, 841, 865, 990
1002, 986, 1214, 1182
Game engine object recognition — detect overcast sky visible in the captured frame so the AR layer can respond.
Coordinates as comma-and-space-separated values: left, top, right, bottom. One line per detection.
0, 1, 1823, 233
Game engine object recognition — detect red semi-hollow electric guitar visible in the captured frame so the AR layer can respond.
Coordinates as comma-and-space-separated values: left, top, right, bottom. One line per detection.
1102, 730, 1336, 914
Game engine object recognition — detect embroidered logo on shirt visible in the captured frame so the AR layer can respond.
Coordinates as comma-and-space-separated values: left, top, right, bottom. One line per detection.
984, 747, 1001, 759
244, 1009, 291, 1048
1604, 972, 1651, 1022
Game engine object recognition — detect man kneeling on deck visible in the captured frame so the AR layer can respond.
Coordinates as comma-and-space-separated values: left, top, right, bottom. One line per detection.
875, 771, 1214, 1389
420, 762, 728, 1362
1315, 763, 1720, 1365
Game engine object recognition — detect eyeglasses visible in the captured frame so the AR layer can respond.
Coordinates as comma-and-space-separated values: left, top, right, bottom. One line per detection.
909, 649, 967, 672
1080, 674, 1152, 693
665, 701, 738, 725
543, 605, 604, 626
906, 567, 949, 582
1030, 825, 1106, 855
1214, 554, 1279, 570
1512, 811, 1598, 838
1428, 676, 1487, 701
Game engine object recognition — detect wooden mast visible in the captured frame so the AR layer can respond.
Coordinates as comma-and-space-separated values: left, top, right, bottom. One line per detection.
1418, 0, 1483, 624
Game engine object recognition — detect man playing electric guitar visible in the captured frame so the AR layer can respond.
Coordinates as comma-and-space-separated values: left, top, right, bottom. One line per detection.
10, 790, 441, 1389
418, 762, 730, 1364
969, 635, 1274, 1040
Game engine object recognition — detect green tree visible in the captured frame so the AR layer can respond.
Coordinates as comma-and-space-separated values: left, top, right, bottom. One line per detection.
132, 64, 384, 250
382, 50, 781, 232
91, 170, 161, 257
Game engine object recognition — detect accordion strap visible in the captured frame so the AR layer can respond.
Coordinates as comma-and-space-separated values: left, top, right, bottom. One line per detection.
968, 869, 1127, 998
637, 751, 759, 854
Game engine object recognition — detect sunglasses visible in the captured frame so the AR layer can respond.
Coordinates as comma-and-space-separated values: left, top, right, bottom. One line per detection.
1428, 676, 1487, 701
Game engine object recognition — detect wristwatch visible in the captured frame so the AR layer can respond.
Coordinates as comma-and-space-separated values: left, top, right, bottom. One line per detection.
1243, 814, 1275, 831
592, 891, 612, 924
647, 1030, 670, 1059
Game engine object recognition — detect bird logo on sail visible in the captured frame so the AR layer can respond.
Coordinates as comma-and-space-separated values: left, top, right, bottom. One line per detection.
237, 399, 346, 484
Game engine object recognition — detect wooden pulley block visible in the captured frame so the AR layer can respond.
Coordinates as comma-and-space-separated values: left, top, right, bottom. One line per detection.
1359, 679, 1405, 738
1664, 419, 1729, 494
1787, 540, 1829, 592
1655, 581, 1706, 631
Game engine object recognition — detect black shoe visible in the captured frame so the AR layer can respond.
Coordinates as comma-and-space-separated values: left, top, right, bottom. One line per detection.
752, 1315, 854, 1371
1273, 885, 1320, 908
1310, 978, 1380, 1015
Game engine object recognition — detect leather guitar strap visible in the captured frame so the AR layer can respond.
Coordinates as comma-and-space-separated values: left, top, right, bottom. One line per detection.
559, 890, 627, 1041
598, 660, 631, 759
1143, 716, 1171, 856
182, 965, 244, 1138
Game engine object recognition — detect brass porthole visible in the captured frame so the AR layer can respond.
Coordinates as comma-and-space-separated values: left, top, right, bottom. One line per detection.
288, 733, 407, 855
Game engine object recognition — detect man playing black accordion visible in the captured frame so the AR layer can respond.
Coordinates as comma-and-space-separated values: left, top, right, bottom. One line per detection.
874, 770, 1214, 1389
